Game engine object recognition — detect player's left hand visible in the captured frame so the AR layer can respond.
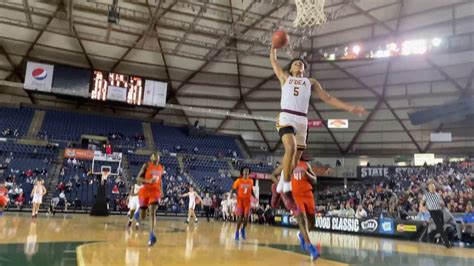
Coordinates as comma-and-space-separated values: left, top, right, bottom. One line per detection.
350, 105, 367, 116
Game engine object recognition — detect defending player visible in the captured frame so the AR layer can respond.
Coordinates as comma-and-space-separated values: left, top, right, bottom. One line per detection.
0, 181, 8, 216
31, 179, 47, 218
269, 43, 366, 213
291, 156, 319, 260
136, 151, 164, 247
180, 186, 203, 224
230, 167, 255, 240
127, 180, 143, 230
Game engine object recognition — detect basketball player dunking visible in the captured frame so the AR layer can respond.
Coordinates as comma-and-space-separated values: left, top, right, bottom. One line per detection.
0, 181, 8, 216
136, 151, 164, 247
291, 155, 319, 260
230, 167, 255, 241
31, 179, 47, 218
269, 43, 366, 213
180, 186, 203, 224
127, 180, 143, 230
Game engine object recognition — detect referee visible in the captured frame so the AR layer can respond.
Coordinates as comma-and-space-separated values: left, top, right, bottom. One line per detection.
422, 181, 451, 248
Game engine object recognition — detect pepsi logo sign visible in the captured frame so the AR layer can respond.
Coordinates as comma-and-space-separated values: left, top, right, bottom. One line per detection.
32, 68, 47, 81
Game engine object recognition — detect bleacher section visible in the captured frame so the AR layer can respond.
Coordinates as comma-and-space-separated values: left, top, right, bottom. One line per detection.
1, 142, 56, 205
189, 170, 233, 194
234, 160, 274, 173
0, 106, 274, 213
56, 159, 128, 210
127, 153, 181, 178
183, 156, 229, 172
0, 106, 34, 138
41, 110, 144, 148
152, 124, 243, 158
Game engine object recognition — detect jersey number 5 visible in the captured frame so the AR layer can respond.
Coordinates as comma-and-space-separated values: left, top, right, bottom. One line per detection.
294, 87, 300, 96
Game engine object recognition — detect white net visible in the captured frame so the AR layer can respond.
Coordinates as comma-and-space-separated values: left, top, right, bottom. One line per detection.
294, 0, 327, 28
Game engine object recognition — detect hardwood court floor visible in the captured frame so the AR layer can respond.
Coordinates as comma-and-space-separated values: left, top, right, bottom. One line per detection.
0, 213, 473, 266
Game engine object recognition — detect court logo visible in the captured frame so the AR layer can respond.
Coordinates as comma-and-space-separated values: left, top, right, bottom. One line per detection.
32, 68, 48, 81
396, 224, 417, 232
361, 219, 378, 232
379, 219, 394, 234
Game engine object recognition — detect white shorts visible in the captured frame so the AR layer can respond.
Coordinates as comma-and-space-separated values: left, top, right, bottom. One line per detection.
128, 196, 139, 210
32, 194, 43, 204
276, 112, 308, 149
189, 201, 196, 210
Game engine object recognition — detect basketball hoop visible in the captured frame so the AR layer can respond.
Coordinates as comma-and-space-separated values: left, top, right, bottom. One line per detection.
294, 0, 327, 28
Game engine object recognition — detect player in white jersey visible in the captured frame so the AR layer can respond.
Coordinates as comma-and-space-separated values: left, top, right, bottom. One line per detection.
31, 179, 47, 218
221, 194, 229, 221
180, 186, 203, 224
229, 193, 237, 221
127, 181, 143, 230
270, 44, 366, 213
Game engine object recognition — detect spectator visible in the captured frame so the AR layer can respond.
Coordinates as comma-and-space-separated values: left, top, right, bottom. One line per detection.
73, 197, 82, 211
15, 192, 24, 210
461, 203, 474, 244
345, 202, 355, 218
338, 203, 347, 217
355, 205, 367, 219
414, 202, 431, 222
59, 191, 68, 210
48, 197, 60, 216
112, 184, 119, 195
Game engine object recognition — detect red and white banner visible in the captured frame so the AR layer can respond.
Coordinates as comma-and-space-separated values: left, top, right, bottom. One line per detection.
24, 61, 54, 92
308, 119, 323, 128
64, 149, 94, 160
249, 172, 273, 180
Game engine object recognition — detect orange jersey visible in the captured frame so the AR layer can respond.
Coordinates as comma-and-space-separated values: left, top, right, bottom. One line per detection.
0, 187, 7, 197
232, 177, 254, 199
291, 161, 313, 197
143, 162, 164, 190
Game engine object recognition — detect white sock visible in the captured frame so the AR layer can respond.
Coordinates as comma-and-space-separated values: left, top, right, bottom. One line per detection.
276, 172, 284, 193
283, 182, 292, 193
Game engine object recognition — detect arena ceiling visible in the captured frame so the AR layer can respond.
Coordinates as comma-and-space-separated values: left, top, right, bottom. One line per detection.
0, 0, 473, 156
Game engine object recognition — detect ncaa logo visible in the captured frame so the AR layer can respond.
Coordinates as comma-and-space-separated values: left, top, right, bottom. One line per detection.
32, 68, 47, 81
361, 219, 378, 232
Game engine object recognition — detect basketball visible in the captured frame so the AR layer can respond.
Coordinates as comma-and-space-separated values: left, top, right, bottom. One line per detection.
0, 196, 7, 207
272, 31, 289, 49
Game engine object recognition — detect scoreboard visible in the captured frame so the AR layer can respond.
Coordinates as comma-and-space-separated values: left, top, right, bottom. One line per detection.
91, 71, 144, 105
25, 61, 167, 107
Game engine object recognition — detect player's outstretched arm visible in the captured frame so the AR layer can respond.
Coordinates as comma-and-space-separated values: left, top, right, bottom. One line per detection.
270, 44, 288, 85
311, 78, 367, 116
179, 193, 189, 198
